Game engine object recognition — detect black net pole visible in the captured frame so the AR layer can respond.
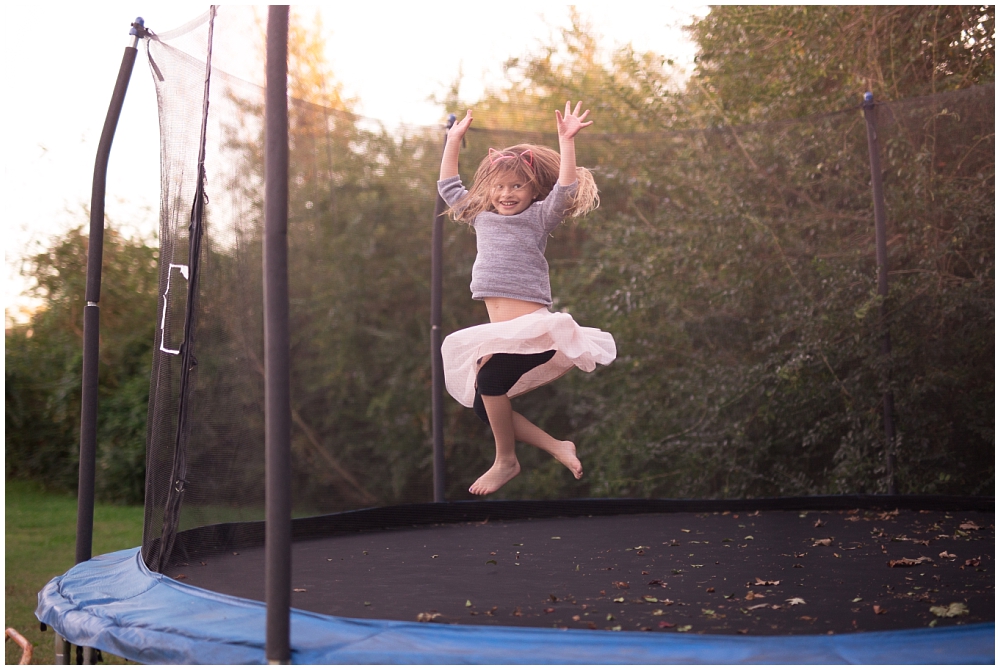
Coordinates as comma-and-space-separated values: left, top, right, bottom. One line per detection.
76, 18, 145, 568
862, 92, 898, 495
431, 114, 456, 503
264, 5, 292, 663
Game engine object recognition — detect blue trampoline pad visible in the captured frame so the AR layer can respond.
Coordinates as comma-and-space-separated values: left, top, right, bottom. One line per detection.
37, 548, 994, 664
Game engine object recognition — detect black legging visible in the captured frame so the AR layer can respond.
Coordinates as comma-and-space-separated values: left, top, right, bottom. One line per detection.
473, 350, 556, 425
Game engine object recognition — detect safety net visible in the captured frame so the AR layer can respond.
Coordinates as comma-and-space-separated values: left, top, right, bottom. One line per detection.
140, 7, 993, 572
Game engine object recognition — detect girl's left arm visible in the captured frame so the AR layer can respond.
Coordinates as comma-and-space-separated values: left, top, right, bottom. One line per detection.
555, 101, 593, 186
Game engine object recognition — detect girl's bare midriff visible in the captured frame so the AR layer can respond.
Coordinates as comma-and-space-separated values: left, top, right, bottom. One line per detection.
484, 296, 546, 323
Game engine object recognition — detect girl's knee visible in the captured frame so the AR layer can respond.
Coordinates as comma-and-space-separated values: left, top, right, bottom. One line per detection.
473, 391, 491, 425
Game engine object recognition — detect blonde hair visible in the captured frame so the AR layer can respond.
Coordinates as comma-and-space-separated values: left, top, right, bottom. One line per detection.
447, 143, 599, 223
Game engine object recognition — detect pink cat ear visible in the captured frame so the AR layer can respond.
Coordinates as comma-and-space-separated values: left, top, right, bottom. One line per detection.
519, 149, 534, 167
488, 148, 508, 164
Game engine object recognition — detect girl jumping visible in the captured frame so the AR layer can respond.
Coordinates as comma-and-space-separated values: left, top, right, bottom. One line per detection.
438, 101, 617, 495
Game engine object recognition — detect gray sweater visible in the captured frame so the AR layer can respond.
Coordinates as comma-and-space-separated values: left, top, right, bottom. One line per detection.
438, 175, 578, 306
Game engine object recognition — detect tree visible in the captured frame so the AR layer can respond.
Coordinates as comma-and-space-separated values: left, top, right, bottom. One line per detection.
6, 225, 158, 503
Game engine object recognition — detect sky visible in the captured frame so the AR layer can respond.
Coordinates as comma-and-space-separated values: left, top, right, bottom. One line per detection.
3, 3, 706, 323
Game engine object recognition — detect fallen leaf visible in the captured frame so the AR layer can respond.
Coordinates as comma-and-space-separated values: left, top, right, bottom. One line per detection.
887, 556, 933, 568
611, 625, 622, 631
652, 609, 664, 616
705, 587, 715, 593
660, 599, 675, 606
958, 522, 980, 531
606, 614, 615, 621
658, 621, 675, 629
964, 557, 981, 567
572, 615, 581, 621
174, 574, 187, 580
852, 597, 863, 603
681, 529, 691, 533
691, 564, 704, 568
613, 597, 625, 603
417, 612, 441, 622
512, 607, 523, 617
431, 554, 439, 559
486, 559, 497, 565
648, 579, 666, 587
754, 578, 780, 586
929, 602, 969, 618
786, 597, 806, 606
613, 581, 630, 589
671, 569, 683, 575
724, 593, 735, 600
543, 608, 555, 614
364, 602, 371, 606
938, 551, 956, 560
643, 595, 659, 603
551, 536, 561, 540
813, 519, 826, 528
793, 564, 804, 568
745, 591, 765, 600
799, 616, 816, 622
676, 625, 692, 632
292, 588, 306, 593
747, 603, 769, 611
737, 629, 749, 635
873, 605, 886, 615
744, 535, 754, 541
465, 600, 472, 607
813, 538, 832, 547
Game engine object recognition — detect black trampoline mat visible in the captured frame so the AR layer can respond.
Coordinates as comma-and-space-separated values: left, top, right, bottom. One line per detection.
172, 508, 993, 636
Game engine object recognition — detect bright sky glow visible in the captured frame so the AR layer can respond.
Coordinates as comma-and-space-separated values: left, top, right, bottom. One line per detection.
3, 3, 706, 322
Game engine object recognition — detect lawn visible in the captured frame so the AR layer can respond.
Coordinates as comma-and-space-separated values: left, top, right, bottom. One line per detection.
5, 479, 144, 664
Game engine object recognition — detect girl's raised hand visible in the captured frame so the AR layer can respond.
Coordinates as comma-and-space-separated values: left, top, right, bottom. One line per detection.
555, 101, 593, 140
448, 110, 473, 143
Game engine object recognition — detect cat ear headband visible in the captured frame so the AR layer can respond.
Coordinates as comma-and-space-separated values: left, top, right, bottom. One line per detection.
488, 148, 534, 169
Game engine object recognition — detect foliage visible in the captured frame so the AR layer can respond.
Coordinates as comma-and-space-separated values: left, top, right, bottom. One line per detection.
689, 6, 995, 123
10, 7, 994, 515
6, 225, 157, 504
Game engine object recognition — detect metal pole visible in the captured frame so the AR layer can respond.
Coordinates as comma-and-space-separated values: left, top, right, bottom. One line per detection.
431, 114, 455, 503
76, 17, 145, 567
53, 632, 69, 665
264, 5, 292, 664
862, 92, 898, 495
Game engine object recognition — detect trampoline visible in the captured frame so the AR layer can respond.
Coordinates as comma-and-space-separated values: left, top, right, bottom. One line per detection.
37, 7, 994, 664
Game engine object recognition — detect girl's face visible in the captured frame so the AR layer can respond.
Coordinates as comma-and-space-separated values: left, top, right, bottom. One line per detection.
490, 174, 535, 216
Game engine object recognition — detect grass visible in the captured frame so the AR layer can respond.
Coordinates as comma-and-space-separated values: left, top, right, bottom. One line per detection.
5, 479, 144, 665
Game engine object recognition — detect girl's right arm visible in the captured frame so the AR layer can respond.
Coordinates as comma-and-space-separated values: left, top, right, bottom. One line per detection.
440, 110, 473, 180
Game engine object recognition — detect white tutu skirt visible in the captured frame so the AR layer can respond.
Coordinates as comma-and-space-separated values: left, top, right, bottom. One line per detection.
442, 307, 617, 408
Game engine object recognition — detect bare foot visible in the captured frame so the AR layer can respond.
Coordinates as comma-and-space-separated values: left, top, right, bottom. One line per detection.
548, 441, 583, 480
469, 459, 521, 495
